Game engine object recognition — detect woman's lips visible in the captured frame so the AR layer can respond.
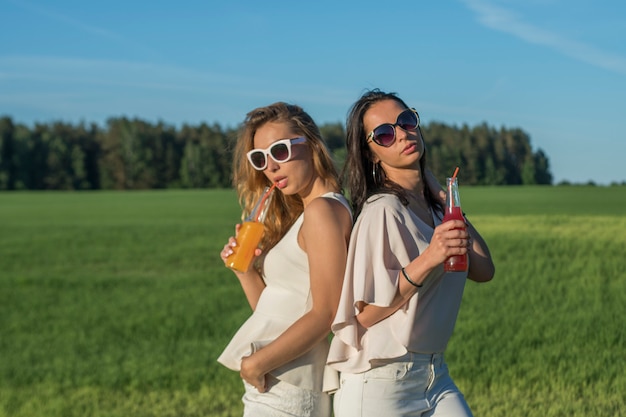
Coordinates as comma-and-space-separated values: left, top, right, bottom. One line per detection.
274, 177, 287, 188
402, 143, 417, 154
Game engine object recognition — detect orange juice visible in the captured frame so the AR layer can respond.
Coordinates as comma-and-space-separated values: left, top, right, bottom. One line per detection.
226, 221, 265, 272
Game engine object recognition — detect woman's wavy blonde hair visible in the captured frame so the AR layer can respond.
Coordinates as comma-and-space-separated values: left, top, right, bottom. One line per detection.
232, 102, 341, 262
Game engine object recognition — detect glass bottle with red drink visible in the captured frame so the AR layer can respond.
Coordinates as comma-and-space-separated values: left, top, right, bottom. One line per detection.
443, 176, 468, 272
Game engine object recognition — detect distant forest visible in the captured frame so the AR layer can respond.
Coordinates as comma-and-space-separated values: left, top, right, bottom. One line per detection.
0, 115, 553, 191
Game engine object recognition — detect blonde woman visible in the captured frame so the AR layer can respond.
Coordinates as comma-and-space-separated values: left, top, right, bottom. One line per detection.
218, 102, 352, 417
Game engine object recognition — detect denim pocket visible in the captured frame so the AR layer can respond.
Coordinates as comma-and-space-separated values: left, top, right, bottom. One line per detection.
365, 362, 410, 381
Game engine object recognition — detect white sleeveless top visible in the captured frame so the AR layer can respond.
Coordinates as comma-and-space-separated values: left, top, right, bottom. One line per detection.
218, 192, 351, 392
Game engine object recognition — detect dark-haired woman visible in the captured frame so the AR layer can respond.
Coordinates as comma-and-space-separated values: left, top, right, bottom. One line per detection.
328, 90, 495, 417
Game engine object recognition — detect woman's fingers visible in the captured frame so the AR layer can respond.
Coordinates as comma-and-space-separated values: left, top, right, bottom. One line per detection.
220, 237, 238, 260
431, 223, 471, 260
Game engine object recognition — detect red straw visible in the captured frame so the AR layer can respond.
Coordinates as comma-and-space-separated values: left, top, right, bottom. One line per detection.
451, 166, 460, 180
255, 182, 278, 222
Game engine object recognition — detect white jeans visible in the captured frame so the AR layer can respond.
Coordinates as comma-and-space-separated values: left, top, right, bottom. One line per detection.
333, 352, 473, 417
242, 375, 331, 417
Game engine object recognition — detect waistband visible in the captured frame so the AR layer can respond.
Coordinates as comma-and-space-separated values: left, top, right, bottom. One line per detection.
369, 351, 444, 368
406, 351, 444, 362
402, 351, 444, 366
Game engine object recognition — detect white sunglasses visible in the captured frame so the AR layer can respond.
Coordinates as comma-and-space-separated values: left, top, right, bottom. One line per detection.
246, 137, 306, 170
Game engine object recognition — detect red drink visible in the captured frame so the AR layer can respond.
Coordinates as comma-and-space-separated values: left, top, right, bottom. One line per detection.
443, 206, 468, 272
443, 175, 468, 272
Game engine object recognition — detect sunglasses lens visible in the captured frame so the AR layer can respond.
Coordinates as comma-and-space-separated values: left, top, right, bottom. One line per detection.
397, 110, 418, 130
249, 151, 266, 169
270, 143, 290, 162
373, 125, 396, 147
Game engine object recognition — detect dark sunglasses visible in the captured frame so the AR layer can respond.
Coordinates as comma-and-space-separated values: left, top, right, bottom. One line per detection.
366, 108, 420, 147
246, 136, 306, 170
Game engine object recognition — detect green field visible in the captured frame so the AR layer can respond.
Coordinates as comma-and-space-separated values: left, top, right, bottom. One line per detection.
1, 186, 625, 417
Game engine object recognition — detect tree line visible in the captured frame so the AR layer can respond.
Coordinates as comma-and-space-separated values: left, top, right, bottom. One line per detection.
0, 115, 552, 191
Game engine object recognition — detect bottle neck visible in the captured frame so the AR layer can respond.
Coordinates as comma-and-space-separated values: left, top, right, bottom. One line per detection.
445, 178, 461, 210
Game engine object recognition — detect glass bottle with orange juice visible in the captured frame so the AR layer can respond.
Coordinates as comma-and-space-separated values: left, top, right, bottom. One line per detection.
226, 185, 275, 273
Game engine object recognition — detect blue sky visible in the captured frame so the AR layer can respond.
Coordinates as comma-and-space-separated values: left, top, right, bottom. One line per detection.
1, 0, 625, 185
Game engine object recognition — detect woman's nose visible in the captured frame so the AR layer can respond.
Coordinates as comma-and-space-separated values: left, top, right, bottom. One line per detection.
395, 125, 410, 141
266, 158, 280, 172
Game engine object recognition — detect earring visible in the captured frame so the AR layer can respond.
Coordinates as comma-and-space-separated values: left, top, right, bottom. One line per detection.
372, 162, 378, 180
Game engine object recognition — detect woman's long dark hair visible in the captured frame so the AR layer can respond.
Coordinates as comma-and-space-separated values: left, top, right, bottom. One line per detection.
342, 89, 443, 218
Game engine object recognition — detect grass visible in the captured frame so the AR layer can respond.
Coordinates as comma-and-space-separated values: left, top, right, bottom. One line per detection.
0, 186, 625, 416
450, 213, 625, 416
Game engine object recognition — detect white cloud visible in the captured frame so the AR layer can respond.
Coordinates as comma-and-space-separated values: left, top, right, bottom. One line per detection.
461, 0, 626, 75
0, 55, 249, 92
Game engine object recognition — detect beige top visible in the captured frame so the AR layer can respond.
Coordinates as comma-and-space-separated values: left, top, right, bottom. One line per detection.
327, 194, 468, 373
217, 192, 351, 392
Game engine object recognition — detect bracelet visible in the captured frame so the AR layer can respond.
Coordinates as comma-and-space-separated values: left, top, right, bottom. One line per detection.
401, 267, 422, 288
